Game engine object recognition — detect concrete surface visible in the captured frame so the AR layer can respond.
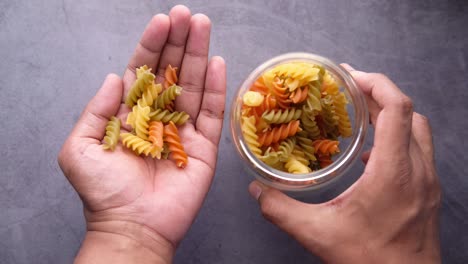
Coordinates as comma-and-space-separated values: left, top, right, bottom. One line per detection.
1, 0, 467, 263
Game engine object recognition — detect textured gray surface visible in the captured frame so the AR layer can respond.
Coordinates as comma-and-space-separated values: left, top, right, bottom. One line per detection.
1, 0, 467, 263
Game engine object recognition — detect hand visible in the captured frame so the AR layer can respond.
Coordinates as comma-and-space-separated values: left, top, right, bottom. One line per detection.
248, 65, 441, 263
58, 6, 226, 264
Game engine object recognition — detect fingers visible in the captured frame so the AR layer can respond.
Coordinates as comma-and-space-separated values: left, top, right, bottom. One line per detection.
195, 56, 226, 145
122, 14, 170, 99
70, 74, 123, 141
411, 113, 434, 158
249, 182, 322, 245
176, 14, 211, 120
349, 71, 413, 155
155, 5, 192, 84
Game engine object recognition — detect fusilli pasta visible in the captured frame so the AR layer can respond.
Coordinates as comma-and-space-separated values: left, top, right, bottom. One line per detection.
102, 116, 120, 151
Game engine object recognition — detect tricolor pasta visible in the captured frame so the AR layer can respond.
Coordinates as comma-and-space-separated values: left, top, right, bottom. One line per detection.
240, 61, 352, 174
101, 64, 190, 168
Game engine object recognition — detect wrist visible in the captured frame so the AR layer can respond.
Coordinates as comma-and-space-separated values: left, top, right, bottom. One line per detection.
75, 220, 175, 264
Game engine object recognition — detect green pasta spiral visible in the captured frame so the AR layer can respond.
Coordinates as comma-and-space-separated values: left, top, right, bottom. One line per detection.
296, 131, 317, 162
277, 137, 296, 162
321, 95, 339, 138
300, 107, 321, 139
155, 85, 182, 109
262, 108, 302, 124
125, 68, 155, 108
149, 109, 189, 125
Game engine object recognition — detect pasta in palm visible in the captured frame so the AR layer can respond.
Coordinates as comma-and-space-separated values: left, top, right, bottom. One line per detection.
102, 116, 120, 151
101, 64, 190, 168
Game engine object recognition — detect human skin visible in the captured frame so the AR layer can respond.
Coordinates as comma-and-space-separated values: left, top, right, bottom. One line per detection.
249, 65, 441, 264
58, 5, 226, 264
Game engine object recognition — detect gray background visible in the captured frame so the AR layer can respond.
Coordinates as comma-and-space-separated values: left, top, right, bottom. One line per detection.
1, 0, 467, 263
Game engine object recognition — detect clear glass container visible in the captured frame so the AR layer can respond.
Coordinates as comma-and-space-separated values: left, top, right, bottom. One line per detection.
230, 52, 368, 192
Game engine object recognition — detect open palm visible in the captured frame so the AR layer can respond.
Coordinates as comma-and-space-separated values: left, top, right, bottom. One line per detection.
58, 6, 226, 247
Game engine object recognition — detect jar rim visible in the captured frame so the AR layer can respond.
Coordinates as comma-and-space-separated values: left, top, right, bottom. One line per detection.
230, 52, 368, 191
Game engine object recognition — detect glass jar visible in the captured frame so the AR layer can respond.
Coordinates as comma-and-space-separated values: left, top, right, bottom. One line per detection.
230, 52, 368, 192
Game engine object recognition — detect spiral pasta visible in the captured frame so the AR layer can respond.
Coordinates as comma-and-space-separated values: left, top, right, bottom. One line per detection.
271, 77, 291, 109
285, 155, 311, 174
155, 85, 182, 109
312, 139, 340, 155
163, 64, 178, 89
148, 121, 164, 159
296, 131, 317, 162
137, 83, 161, 107
239, 61, 352, 173
300, 107, 321, 139
250, 77, 269, 95
277, 137, 296, 162
243, 91, 265, 107
289, 86, 309, 104
102, 116, 120, 151
241, 116, 262, 157
257, 120, 300, 147
321, 71, 339, 96
333, 93, 352, 138
121, 133, 159, 158
134, 103, 151, 140
163, 121, 188, 168
101, 64, 190, 168
321, 95, 339, 138
126, 66, 156, 108
264, 62, 320, 91
262, 108, 302, 124
149, 109, 189, 126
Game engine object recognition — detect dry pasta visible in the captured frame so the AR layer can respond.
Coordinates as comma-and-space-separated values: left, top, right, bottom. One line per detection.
100, 64, 189, 168
102, 116, 120, 151
240, 62, 352, 173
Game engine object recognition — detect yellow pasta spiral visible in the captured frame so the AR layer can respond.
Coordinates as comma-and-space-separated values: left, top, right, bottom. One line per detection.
102, 116, 120, 151
121, 133, 159, 158
334, 92, 352, 138
241, 116, 262, 157
135, 103, 151, 140
137, 83, 162, 107
285, 155, 311, 174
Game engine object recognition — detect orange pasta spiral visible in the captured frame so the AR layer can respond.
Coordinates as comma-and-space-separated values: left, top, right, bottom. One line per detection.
312, 139, 340, 155
289, 86, 309, 104
163, 64, 178, 89
252, 94, 277, 115
317, 154, 333, 168
163, 121, 188, 168
258, 120, 300, 147
148, 121, 164, 158
250, 77, 269, 95
271, 77, 290, 109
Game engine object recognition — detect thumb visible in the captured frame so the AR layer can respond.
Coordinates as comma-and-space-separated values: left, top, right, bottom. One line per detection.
249, 181, 324, 245
70, 74, 123, 141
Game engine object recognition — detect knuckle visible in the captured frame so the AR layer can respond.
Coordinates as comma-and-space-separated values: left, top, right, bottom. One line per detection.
396, 95, 413, 113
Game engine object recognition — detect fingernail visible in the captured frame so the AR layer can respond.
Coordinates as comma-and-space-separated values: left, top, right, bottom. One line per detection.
249, 182, 263, 200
